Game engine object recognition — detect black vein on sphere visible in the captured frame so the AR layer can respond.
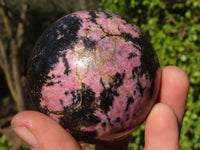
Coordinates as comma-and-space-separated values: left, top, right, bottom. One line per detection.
28, 15, 82, 109
99, 71, 125, 113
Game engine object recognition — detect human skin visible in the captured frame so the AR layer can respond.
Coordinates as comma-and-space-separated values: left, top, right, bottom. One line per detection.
11, 66, 189, 150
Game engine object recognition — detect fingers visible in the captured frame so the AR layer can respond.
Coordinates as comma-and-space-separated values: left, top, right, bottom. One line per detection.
144, 66, 189, 150
159, 66, 189, 125
144, 103, 179, 150
11, 111, 81, 150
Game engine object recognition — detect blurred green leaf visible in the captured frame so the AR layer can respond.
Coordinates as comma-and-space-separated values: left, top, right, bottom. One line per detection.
0, 133, 12, 150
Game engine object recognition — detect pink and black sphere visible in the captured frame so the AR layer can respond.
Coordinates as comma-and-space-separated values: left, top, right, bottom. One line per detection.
27, 11, 161, 143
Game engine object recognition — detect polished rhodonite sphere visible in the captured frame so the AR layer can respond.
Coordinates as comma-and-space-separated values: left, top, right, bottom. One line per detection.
27, 11, 161, 142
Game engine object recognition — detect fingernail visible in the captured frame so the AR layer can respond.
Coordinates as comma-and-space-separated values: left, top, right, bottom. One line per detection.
13, 126, 38, 150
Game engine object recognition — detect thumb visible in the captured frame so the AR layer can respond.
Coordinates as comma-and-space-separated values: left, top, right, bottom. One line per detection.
11, 111, 81, 150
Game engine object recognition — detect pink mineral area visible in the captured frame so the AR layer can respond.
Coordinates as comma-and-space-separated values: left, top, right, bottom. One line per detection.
83, 66, 103, 97
59, 73, 81, 92
76, 17, 103, 42
87, 28, 103, 41
96, 11, 108, 18
73, 37, 85, 51
116, 54, 141, 74
40, 84, 65, 111
116, 39, 140, 58
119, 23, 140, 38
96, 17, 121, 34
107, 96, 128, 120
119, 78, 137, 95
96, 37, 116, 58
40, 54, 82, 111
65, 50, 76, 72
48, 57, 66, 76
41, 73, 81, 111
100, 62, 117, 77
115, 39, 141, 73
77, 20, 96, 38
74, 11, 90, 20
106, 79, 136, 122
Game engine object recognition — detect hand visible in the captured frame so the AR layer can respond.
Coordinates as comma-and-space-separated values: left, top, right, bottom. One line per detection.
144, 66, 189, 150
11, 66, 189, 150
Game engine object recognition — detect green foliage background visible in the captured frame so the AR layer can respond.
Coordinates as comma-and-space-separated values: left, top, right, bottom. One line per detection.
98, 0, 200, 149
0, 133, 12, 150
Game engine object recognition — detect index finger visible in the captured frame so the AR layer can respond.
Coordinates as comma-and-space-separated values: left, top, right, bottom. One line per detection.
158, 66, 189, 125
